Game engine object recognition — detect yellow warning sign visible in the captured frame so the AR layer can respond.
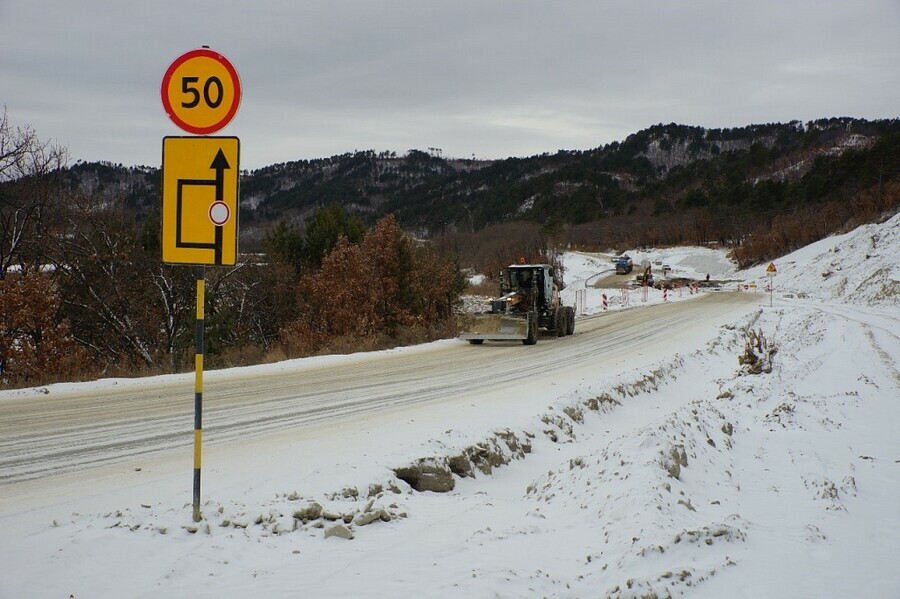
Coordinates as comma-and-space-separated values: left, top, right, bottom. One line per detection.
766, 262, 777, 274
162, 136, 240, 266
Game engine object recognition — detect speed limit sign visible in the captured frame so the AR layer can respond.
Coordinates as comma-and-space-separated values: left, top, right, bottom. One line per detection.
161, 48, 241, 135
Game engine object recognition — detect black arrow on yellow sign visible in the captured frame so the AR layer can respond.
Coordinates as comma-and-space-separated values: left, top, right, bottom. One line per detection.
211, 149, 229, 203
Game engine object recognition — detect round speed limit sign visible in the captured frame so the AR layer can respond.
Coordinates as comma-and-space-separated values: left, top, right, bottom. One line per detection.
161, 48, 241, 135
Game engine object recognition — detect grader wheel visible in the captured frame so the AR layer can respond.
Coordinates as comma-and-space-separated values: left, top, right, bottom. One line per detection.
555, 307, 566, 337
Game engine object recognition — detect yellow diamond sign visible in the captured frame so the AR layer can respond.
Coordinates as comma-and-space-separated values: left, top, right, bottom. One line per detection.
162, 136, 240, 266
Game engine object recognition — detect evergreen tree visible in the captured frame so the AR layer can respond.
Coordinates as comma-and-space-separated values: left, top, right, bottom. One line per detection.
302, 203, 366, 269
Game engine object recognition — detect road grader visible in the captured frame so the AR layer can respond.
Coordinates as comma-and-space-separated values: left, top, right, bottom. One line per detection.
458, 263, 575, 345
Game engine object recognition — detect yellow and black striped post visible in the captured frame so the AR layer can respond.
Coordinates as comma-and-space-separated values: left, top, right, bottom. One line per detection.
192, 266, 205, 522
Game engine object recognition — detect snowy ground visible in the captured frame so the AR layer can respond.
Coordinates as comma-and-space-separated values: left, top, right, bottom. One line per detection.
1, 213, 898, 598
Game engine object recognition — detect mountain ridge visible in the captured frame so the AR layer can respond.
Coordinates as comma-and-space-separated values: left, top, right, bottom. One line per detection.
54, 117, 899, 245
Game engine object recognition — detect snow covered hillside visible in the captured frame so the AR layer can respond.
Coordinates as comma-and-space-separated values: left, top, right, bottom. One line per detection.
1, 214, 897, 598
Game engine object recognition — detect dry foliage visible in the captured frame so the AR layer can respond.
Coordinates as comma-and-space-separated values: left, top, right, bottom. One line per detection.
281, 215, 460, 355
0, 273, 89, 385
738, 328, 776, 375
732, 182, 899, 267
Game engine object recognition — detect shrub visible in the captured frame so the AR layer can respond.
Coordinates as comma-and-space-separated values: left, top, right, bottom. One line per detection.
0, 273, 90, 387
281, 215, 462, 355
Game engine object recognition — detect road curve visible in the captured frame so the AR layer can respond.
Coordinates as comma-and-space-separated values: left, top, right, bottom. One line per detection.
0, 292, 761, 484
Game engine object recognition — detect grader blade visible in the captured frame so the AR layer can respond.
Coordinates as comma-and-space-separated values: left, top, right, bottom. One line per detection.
457, 313, 530, 341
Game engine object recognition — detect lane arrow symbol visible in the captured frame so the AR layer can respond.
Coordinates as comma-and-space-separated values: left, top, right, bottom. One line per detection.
210, 149, 230, 203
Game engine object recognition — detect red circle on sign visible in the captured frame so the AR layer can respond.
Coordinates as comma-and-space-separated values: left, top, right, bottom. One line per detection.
209, 201, 230, 226
161, 48, 242, 135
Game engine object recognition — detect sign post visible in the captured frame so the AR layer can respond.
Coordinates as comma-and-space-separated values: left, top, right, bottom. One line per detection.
161, 47, 241, 522
766, 262, 777, 307
193, 266, 205, 523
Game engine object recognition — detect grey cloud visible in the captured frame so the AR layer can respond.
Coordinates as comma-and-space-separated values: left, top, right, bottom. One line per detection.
2, 1, 897, 168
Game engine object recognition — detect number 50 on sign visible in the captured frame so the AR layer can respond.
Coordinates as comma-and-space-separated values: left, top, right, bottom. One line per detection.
161, 48, 241, 135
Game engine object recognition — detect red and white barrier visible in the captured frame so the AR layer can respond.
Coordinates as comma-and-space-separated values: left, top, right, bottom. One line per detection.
663, 287, 668, 302
602, 293, 608, 310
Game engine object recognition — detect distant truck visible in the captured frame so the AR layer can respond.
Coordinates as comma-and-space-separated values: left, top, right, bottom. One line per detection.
615, 255, 633, 274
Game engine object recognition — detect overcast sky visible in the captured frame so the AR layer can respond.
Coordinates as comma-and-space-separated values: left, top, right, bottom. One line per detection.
2, 1, 898, 170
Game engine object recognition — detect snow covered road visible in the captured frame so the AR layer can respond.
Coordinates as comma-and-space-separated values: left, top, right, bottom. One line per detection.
0, 292, 760, 485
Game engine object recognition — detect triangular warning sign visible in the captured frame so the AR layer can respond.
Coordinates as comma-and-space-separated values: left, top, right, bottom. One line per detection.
766, 262, 777, 273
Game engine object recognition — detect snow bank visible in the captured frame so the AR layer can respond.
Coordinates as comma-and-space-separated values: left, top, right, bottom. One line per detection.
743, 212, 900, 306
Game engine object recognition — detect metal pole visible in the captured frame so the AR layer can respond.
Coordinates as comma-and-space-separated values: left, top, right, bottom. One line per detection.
192, 266, 205, 522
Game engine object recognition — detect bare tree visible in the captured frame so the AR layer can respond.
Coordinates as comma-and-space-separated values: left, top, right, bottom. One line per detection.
0, 107, 68, 278
47, 191, 176, 369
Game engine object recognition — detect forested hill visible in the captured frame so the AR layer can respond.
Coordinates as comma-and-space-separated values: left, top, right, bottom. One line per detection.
58, 117, 899, 246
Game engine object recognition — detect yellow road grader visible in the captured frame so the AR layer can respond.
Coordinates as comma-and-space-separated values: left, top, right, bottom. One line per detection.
458, 263, 575, 345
